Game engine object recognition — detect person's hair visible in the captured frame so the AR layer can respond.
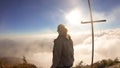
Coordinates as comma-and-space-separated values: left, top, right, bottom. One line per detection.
57, 24, 68, 36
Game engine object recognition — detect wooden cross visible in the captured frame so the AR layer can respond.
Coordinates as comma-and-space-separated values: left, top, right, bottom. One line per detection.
81, 0, 106, 68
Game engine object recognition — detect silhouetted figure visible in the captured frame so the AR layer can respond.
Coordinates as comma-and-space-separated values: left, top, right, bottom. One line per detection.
51, 24, 74, 68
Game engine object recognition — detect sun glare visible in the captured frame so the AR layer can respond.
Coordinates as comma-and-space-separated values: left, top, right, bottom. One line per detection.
65, 8, 82, 24
64, 8, 86, 32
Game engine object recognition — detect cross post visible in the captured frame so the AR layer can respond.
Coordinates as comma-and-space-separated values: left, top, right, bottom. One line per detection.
81, 0, 106, 68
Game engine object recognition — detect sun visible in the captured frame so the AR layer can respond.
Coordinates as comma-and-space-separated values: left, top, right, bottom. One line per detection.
64, 8, 86, 33
65, 8, 82, 24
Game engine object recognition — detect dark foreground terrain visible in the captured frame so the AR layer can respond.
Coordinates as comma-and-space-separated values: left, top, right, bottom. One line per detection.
0, 56, 39, 68
75, 58, 120, 68
0, 56, 120, 68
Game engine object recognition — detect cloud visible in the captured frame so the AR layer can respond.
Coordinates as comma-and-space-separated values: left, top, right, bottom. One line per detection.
63, 4, 120, 33
73, 28, 120, 66
0, 3, 120, 66
94, 28, 120, 58
0, 5, 120, 67
64, 7, 106, 32
0, 28, 120, 68
0, 0, 120, 67
31, 52, 52, 68
0, 34, 56, 57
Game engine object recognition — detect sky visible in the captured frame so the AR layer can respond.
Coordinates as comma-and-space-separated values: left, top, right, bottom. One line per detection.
0, 0, 120, 35
0, 0, 120, 68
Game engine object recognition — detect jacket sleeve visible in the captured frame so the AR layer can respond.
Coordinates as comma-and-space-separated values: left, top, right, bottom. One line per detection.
51, 39, 63, 68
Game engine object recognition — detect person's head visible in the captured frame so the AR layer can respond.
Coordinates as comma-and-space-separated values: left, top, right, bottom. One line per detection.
57, 24, 68, 36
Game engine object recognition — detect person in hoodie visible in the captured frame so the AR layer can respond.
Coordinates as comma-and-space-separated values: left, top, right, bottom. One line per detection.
51, 24, 74, 68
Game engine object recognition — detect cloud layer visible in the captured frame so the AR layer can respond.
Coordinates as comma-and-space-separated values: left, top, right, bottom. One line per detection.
73, 28, 120, 66
0, 28, 120, 68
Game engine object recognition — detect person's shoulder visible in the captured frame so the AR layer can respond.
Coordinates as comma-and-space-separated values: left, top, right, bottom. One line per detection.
53, 38, 62, 46
54, 36, 63, 43
54, 37, 59, 43
54, 38, 57, 43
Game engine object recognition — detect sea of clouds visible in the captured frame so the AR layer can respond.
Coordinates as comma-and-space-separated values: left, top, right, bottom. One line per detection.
0, 28, 120, 68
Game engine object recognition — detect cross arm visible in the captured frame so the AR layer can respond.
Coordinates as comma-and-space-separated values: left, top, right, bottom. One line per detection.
81, 20, 106, 24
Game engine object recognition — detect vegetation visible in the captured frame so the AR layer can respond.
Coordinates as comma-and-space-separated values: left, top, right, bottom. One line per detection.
0, 56, 120, 68
75, 58, 120, 68
0, 56, 38, 68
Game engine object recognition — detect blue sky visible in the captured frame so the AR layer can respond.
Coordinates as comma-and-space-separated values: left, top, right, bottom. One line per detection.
0, 0, 120, 35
